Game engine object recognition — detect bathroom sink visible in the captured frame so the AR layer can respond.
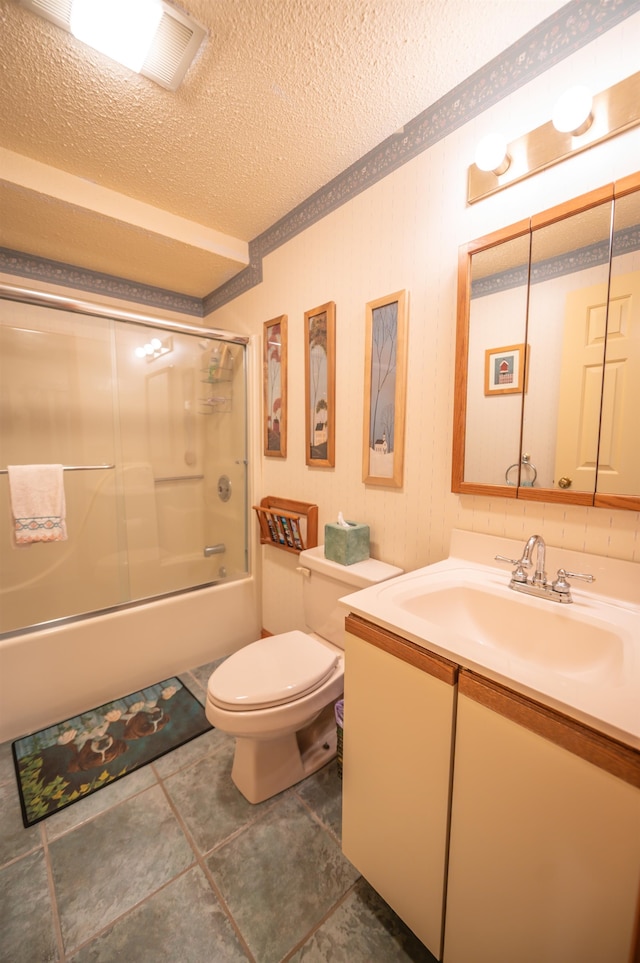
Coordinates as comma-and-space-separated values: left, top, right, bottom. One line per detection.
339, 531, 640, 748
389, 581, 624, 678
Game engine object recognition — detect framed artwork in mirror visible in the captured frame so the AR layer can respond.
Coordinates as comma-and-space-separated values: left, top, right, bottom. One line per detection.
304, 301, 336, 467
484, 343, 527, 395
362, 290, 408, 487
263, 315, 287, 457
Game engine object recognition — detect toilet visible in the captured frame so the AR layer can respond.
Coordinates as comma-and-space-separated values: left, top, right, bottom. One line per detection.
206, 545, 402, 803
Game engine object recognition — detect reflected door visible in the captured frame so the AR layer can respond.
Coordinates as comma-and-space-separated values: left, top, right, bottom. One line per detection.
553, 282, 608, 492
597, 271, 640, 495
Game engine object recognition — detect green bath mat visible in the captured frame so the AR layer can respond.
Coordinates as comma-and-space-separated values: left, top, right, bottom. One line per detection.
12, 678, 212, 827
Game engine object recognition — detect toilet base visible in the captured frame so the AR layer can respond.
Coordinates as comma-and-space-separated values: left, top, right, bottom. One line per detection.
231, 702, 338, 804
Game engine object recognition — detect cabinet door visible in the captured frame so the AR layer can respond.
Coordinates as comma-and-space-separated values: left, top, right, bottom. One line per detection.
342, 615, 457, 957
444, 672, 640, 963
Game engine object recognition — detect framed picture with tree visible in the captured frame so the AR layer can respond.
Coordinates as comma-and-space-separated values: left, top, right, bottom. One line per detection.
362, 290, 408, 487
263, 315, 287, 457
304, 301, 336, 467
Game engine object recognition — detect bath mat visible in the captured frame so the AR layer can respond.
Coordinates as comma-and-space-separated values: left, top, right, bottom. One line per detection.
12, 678, 212, 827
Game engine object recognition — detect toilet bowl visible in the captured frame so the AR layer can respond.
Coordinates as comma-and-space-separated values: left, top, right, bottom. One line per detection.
206, 546, 402, 803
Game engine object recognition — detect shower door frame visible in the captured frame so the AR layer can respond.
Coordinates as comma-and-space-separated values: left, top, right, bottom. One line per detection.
0, 282, 251, 639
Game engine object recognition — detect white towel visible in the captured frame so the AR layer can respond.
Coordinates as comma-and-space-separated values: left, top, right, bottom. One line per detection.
7, 464, 68, 545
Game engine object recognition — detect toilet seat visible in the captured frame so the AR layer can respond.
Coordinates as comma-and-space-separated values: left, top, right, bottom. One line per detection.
208, 631, 340, 711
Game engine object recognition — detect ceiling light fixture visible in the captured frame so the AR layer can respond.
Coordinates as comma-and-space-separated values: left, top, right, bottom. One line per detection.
70, 0, 163, 74
19, 0, 205, 91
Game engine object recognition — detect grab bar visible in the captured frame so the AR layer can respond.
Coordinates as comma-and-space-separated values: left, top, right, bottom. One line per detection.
0, 464, 115, 474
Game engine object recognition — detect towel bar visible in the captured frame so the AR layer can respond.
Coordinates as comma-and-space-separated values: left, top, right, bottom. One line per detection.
0, 464, 115, 474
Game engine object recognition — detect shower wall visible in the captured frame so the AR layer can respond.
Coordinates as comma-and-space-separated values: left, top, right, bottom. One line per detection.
0, 298, 249, 635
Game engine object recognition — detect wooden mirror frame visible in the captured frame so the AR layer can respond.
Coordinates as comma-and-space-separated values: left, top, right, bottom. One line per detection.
452, 172, 640, 512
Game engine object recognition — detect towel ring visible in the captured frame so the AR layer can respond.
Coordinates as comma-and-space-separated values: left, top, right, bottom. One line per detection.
505, 454, 537, 486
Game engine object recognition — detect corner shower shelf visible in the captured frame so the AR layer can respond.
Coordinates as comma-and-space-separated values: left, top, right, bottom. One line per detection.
200, 344, 234, 413
253, 496, 318, 555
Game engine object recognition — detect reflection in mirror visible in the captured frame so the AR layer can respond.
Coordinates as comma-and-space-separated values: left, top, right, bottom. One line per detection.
597, 187, 640, 498
464, 234, 530, 487
522, 201, 613, 495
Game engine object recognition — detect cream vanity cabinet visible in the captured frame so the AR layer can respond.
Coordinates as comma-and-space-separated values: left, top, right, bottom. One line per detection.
443, 671, 640, 963
342, 615, 640, 963
341, 614, 458, 958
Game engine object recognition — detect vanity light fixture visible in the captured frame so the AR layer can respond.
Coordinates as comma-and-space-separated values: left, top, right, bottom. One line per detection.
135, 335, 173, 361
19, 0, 205, 91
468, 70, 640, 204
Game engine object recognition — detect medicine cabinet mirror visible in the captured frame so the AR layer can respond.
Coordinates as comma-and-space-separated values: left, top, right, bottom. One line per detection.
453, 171, 640, 511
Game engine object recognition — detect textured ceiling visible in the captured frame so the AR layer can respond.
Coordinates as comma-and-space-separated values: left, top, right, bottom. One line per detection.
0, 0, 567, 299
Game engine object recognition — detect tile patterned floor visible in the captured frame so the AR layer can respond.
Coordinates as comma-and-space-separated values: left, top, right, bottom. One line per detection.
0, 661, 437, 963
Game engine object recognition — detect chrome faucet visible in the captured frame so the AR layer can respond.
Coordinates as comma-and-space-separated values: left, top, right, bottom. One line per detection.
495, 534, 594, 603
520, 534, 547, 586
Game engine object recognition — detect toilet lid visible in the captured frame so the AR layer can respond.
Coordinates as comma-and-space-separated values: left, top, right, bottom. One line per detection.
208, 631, 340, 710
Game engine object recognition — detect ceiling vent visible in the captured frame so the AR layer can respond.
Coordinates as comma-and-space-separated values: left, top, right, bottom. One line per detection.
19, 0, 206, 91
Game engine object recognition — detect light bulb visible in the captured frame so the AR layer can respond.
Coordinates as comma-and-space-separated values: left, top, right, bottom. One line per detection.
552, 86, 593, 135
474, 133, 510, 175
150, 337, 162, 350
135, 346, 147, 359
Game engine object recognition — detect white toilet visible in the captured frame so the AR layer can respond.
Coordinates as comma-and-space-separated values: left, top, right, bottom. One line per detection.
206, 545, 402, 803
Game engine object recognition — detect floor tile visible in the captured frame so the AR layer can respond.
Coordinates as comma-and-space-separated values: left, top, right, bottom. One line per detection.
68, 866, 249, 962
151, 725, 231, 779
206, 793, 359, 963
44, 765, 157, 841
295, 758, 343, 841
0, 848, 59, 963
50, 784, 194, 954
0, 776, 42, 867
289, 877, 438, 962
181, 657, 226, 697
0, 740, 17, 786
163, 740, 268, 854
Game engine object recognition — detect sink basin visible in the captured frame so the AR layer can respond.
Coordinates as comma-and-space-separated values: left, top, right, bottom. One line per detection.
393, 582, 624, 678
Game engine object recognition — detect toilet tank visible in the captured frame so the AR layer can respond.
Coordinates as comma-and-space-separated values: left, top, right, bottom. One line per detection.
298, 545, 403, 648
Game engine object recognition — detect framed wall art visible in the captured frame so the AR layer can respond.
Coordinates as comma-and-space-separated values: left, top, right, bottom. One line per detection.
484, 343, 527, 395
263, 315, 287, 457
304, 301, 336, 467
362, 290, 408, 487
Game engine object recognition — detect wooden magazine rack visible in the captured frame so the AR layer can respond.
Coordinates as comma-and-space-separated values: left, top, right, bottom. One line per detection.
253, 496, 318, 555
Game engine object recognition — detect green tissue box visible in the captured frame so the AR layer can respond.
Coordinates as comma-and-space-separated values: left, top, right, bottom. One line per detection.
324, 521, 370, 565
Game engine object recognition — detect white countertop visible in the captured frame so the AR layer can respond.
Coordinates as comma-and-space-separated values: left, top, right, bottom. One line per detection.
340, 530, 640, 750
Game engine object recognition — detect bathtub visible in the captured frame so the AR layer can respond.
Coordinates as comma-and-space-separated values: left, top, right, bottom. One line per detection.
0, 576, 260, 743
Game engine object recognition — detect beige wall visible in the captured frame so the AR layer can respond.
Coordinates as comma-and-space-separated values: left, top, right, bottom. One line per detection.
208, 17, 640, 635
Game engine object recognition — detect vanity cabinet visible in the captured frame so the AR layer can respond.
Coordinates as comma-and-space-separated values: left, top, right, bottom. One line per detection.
443, 671, 640, 963
341, 614, 640, 963
341, 614, 458, 957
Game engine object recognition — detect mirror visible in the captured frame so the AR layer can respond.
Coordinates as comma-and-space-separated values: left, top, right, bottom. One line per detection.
453, 173, 640, 511
595, 182, 640, 508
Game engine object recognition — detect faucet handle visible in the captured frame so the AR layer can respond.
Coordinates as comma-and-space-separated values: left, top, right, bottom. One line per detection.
561, 569, 595, 583
551, 568, 595, 597
494, 555, 528, 583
